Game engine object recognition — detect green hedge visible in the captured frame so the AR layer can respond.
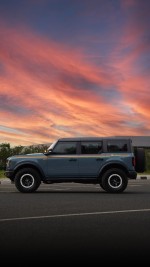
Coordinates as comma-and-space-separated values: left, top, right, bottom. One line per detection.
145, 149, 150, 172
0, 170, 5, 178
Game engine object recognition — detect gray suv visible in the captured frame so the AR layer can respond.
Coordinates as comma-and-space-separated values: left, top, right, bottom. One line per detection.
5, 137, 145, 193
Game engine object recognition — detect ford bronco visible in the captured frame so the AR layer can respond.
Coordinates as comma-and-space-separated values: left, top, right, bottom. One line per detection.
5, 137, 145, 193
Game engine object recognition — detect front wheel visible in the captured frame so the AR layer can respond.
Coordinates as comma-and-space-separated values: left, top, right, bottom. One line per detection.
101, 168, 128, 193
14, 168, 41, 193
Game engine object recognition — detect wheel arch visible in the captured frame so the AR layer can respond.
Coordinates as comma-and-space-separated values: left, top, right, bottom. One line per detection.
14, 163, 45, 181
98, 163, 128, 183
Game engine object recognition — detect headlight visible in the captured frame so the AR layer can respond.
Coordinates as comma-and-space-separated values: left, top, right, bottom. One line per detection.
6, 159, 11, 168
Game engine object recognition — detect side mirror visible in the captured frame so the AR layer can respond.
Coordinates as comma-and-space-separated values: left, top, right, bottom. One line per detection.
44, 149, 53, 155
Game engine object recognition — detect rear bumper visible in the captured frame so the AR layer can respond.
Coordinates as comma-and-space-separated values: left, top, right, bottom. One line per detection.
128, 170, 137, 179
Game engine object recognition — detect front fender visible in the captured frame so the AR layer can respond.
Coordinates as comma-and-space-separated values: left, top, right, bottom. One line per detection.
14, 160, 46, 179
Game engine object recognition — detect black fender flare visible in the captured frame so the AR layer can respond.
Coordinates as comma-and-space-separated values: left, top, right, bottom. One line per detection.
98, 161, 128, 178
14, 161, 45, 180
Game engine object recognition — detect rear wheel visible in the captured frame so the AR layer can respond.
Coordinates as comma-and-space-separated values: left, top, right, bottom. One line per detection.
14, 168, 41, 193
101, 168, 128, 193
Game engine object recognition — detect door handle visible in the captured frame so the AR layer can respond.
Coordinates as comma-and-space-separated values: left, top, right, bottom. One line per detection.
96, 158, 103, 161
69, 158, 77, 161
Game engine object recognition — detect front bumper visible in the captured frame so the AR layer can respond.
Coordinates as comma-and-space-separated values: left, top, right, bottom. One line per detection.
4, 170, 15, 180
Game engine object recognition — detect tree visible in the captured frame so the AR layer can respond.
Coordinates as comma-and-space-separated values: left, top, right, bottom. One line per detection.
12, 145, 24, 156
0, 143, 12, 169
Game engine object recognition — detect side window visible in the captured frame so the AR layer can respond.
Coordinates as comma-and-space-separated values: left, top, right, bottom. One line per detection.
53, 142, 77, 154
81, 142, 102, 154
107, 141, 128, 153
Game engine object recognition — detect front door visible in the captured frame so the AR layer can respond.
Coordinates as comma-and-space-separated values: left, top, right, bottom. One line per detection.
46, 141, 79, 178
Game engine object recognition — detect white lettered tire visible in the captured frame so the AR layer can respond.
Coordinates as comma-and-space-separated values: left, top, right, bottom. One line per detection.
101, 168, 128, 193
14, 168, 41, 193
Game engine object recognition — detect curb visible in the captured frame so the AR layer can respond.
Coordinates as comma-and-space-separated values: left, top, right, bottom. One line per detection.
139, 176, 148, 180
137, 175, 150, 180
0, 178, 14, 184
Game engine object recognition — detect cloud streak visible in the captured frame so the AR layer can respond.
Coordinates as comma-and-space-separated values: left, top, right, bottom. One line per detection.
0, 0, 150, 146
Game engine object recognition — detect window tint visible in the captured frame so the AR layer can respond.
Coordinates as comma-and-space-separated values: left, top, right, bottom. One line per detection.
53, 142, 77, 154
107, 141, 128, 153
81, 142, 102, 154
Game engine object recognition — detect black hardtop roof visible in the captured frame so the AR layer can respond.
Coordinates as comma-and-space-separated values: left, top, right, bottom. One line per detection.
58, 137, 132, 142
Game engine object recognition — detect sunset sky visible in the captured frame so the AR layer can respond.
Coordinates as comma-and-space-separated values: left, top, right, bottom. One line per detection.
0, 0, 150, 146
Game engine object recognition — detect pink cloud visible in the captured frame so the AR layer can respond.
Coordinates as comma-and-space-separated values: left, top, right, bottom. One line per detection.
0, 21, 149, 146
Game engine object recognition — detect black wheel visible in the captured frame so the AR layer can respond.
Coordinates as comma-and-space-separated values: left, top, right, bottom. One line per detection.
134, 147, 146, 173
101, 168, 128, 193
14, 168, 41, 193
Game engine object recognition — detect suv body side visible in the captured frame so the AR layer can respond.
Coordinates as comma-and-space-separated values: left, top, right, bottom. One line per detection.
5, 137, 136, 181
5, 137, 141, 193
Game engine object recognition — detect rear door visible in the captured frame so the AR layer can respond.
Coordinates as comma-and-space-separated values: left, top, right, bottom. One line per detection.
78, 141, 104, 178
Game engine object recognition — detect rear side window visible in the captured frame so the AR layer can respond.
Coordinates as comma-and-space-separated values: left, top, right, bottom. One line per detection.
81, 142, 102, 154
107, 141, 128, 153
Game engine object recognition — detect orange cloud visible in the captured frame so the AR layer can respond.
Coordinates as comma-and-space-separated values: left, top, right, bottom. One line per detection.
0, 21, 149, 146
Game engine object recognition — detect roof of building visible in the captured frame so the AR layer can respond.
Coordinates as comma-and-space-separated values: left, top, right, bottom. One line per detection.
116, 136, 150, 147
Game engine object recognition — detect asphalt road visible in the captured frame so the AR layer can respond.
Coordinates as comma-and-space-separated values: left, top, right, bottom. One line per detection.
1, 179, 150, 263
